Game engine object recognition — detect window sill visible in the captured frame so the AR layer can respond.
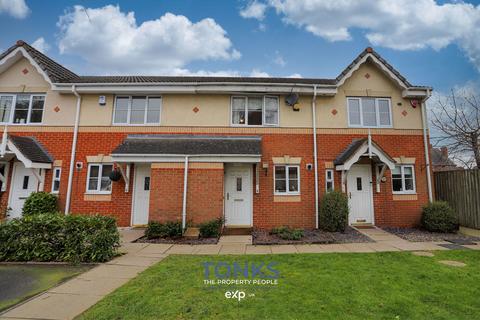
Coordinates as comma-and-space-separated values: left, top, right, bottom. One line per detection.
84, 193, 112, 202
392, 194, 418, 201
273, 195, 301, 203
111, 123, 161, 126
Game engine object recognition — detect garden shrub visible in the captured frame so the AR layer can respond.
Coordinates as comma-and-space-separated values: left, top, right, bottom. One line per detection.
145, 221, 182, 239
199, 218, 223, 238
270, 226, 304, 240
421, 201, 458, 233
0, 214, 119, 263
22, 192, 58, 216
319, 191, 349, 232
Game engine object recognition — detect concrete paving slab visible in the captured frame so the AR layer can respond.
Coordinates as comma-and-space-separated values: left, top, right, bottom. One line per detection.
463, 244, 480, 250
295, 244, 326, 253
79, 264, 145, 280
367, 242, 400, 252
136, 243, 172, 255
49, 277, 130, 296
316, 244, 351, 253
1, 292, 100, 320
118, 242, 149, 254
219, 244, 246, 255
218, 235, 252, 245
439, 260, 467, 267
192, 245, 222, 255
119, 228, 145, 243
381, 240, 426, 251
270, 245, 297, 254
342, 243, 375, 253
413, 242, 449, 251
107, 255, 165, 267
245, 245, 272, 254
166, 245, 195, 255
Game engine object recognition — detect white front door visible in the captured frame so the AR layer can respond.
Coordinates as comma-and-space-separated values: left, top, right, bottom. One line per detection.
132, 164, 151, 226
224, 164, 252, 226
8, 162, 39, 219
347, 164, 374, 225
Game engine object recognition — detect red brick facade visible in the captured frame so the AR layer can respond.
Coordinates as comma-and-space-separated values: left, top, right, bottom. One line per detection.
0, 130, 431, 229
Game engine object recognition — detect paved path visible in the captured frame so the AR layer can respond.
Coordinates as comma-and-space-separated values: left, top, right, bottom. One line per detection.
1, 228, 479, 320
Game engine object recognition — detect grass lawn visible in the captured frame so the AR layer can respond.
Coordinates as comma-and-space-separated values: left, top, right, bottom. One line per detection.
0, 264, 90, 312
80, 251, 480, 320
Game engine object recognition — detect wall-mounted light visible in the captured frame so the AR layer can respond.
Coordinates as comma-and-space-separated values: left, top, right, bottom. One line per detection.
262, 162, 269, 176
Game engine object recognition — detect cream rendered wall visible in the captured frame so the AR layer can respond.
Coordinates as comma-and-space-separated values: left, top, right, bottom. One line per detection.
316, 61, 423, 130
0, 58, 77, 126
79, 94, 114, 126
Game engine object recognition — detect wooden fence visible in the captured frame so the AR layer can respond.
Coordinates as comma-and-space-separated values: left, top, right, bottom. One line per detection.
434, 170, 480, 229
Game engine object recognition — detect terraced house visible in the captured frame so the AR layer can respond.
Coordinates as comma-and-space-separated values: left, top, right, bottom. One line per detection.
0, 40, 433, 230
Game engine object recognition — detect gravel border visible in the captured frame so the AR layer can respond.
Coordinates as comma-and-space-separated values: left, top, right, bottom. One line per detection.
252, 227, 373, 245
383, 227, 480, 243
136, 236, 218, 245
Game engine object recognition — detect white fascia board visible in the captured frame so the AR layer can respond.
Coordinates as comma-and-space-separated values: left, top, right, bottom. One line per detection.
111, 154, 261, 163
0, 48, 52, 85
402, 88, 431, 98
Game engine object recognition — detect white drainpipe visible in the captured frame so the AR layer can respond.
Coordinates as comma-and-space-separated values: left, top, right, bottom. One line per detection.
421, 89, 433, 202
182, 155, 189, 231
65, 85, 82, 214
312, 85, 319, 228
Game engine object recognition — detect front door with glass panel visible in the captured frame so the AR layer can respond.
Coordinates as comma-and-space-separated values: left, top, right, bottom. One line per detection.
347, 164, 374, 224
224, 164, 252, 226
132, 164, 151, 225
9, 162, 39, 219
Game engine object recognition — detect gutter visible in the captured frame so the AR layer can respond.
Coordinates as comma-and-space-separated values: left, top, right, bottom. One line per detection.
65, 85, 81, 214
312, 85, 319, 229
420, 89, 433, 202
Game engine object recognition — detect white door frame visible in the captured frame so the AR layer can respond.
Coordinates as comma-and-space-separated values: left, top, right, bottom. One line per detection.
224, 164, 253, 227
347, 164, 375, 225
130, 164, 151, 226
8, 162, 39, 219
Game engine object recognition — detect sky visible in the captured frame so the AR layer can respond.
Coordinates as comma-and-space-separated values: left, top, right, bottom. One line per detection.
1, 0, 480, 94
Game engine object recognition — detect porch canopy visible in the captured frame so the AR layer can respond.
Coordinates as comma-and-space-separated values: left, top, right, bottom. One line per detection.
0, 135, 53, 169
111, 135, 262, 163
334, 138, 396, 192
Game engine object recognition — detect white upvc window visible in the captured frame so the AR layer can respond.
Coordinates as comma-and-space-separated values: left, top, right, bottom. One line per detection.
274, 165, 300, 195
113, 96, 162, 125
51, 167, 61, 194
347, 97, 392, 128
231, 96, 279, 126
86, 164, 113, 194
392, 165, 416, 194
325, 169, 334, 192
0, 94, 45, 124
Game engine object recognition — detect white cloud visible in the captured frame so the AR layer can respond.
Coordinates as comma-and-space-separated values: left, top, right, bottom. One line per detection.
287, 73, 302, 78
31, 37, 50, 53
262, 0, 480, 71
0, 0, 29, 18
240, 1, 267, 20
57, 5, 240, 74
250, 69, 270, 77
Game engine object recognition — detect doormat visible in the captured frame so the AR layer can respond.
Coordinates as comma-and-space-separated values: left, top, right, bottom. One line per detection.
223, 228, 252, 235
354, 225, 376, 229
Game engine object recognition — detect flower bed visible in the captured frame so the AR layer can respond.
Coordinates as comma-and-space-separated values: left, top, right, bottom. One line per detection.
383, 227, 480, 243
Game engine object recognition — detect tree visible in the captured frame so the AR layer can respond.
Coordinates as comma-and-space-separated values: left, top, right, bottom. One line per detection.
430, 90, 480, 168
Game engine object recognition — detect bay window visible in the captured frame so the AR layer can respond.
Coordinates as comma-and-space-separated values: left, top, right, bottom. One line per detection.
86, 164, 113, 194
347, 97, 392, 127
392, 165, 416, 194
231, 96, 279, 126
0, 94, 45, 124
274, 165, 300, 195
113, 96, 162, 125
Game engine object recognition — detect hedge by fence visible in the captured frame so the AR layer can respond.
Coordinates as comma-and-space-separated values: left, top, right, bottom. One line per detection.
0, 214, 120, 263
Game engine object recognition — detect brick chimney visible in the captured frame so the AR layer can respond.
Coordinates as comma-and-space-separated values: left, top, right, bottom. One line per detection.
440, 146, 448, 158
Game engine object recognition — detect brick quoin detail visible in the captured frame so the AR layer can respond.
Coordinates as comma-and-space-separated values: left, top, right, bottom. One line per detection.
0, 131, 431, 229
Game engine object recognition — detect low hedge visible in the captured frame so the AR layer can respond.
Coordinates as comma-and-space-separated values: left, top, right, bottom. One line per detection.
145, 221, 182, 239
270, 226, 304, 240
0, 214, 119, 263
421, 201, 458, 233
23, 192, 58, 216
199, 218, 223, 238
319, 191, 349, 232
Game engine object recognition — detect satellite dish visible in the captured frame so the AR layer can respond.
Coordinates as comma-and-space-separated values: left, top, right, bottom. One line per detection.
285, 93, 299, 106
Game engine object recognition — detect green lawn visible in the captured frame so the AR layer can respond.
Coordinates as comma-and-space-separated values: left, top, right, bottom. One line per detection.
0, 264, 90, 312
80, 251, 480, 320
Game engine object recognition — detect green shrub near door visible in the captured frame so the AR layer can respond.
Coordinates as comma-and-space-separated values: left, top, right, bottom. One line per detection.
421, 201, 458, 233
319, 191, 349, 232
22, 192, 58, 216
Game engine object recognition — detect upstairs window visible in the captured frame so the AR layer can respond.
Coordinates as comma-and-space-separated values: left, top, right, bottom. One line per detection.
0, 94, 45, 124
231, 96, 279, 126
392, 165, 416, 194
347, 97, 392, 128
113, 96, 162, 125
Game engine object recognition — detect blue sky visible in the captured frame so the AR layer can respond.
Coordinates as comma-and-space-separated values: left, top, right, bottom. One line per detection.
1, 0, 480, 93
